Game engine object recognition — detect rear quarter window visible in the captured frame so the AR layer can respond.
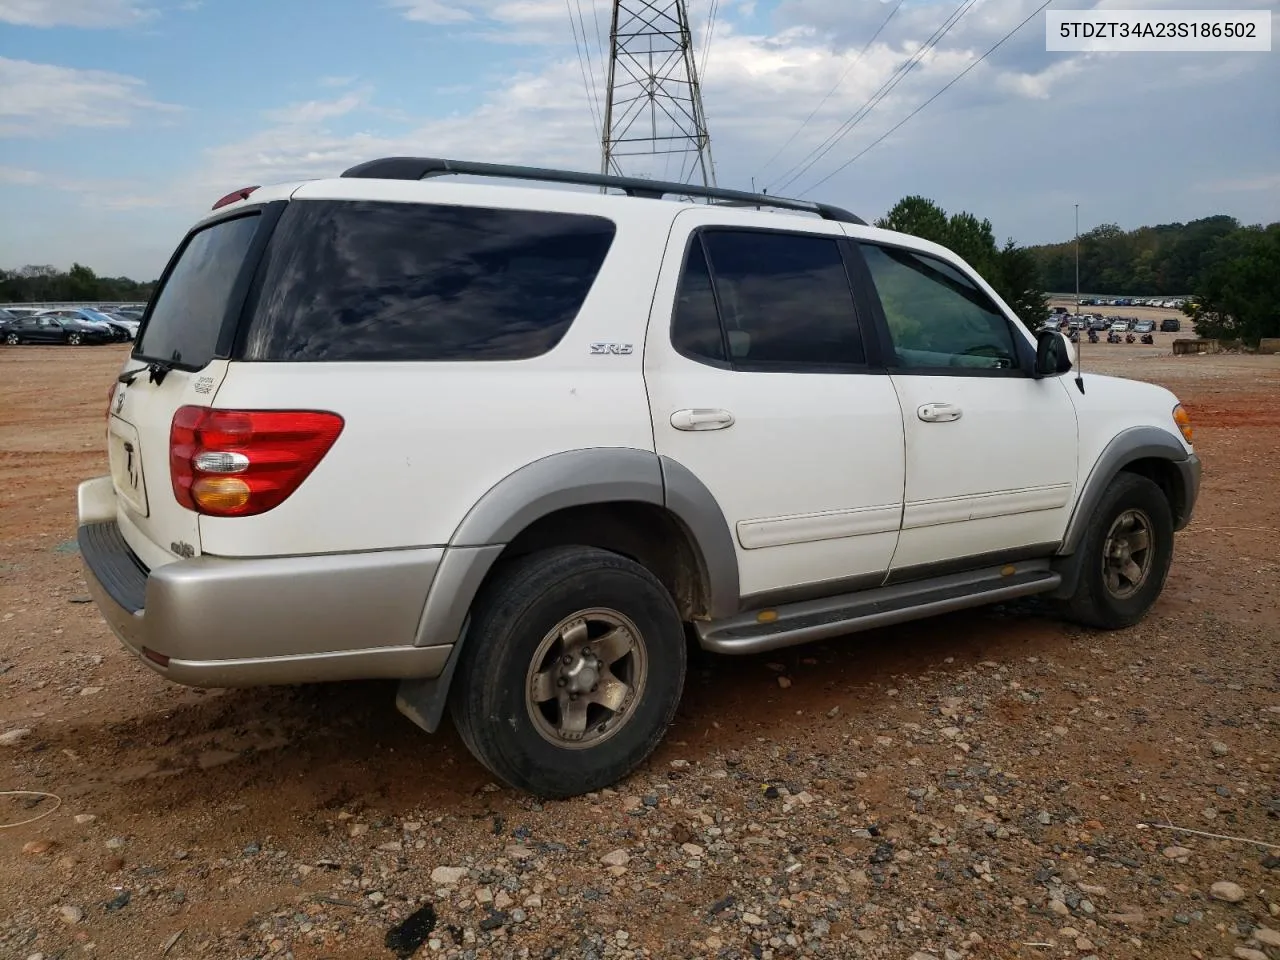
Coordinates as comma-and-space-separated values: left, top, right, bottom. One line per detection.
240, 199, 617, 362
134, 212, 262, 369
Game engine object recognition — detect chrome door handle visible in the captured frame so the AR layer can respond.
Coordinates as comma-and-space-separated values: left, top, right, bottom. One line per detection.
671, 408, 735, 431
917, 402, 962, 423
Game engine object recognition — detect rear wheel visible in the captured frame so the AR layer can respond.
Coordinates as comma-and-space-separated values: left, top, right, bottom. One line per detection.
448, 546, 686, 798
67, 333, 83, 345
1060, 472, 1174, 629
4, 333, 18, 345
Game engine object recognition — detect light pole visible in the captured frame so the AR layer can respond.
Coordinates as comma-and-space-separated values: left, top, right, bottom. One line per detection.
1074, 203, 1080, 309
1072, 202, 1086, 395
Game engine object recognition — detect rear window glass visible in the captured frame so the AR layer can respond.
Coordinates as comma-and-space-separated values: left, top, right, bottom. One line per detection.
134, 213, 261, 368
240, 200, 617, 362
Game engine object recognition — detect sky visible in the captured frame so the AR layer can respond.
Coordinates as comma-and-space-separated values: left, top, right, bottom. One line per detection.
1, 0, 1277, 280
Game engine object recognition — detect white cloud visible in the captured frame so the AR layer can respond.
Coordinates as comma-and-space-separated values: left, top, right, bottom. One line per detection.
185, 0, 1279, 241
5, 0, 1276, 278
180, 10, 1083, 203
263, 89, 372, 125
390, 0, 595, 43
391, 0, 566, 24
199, 62, 601, 190
0, 0, 152, 27
0, 57, 180, 136
994, 57, 1085, 100
387, 0, 478, 24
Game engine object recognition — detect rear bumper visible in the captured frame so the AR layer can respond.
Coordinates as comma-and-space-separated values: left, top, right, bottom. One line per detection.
76, 482, 450, 688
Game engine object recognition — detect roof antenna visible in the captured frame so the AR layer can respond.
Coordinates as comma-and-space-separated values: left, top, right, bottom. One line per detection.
1073, 202, 1085, 395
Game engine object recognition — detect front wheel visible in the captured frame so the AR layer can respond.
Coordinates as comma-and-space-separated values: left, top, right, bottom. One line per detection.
1060, 472, 1174, 630
67, 333, 83, 345
4, 333, 18, 345
448, 546, 686, 798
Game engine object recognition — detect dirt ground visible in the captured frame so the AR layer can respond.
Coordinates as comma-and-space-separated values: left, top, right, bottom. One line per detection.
2, 344, 1278, 960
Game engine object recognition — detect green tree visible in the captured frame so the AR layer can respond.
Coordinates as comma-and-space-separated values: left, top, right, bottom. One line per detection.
1187, 224, 1280, 346
66, 263, 99, 300
994, 240, 1049, 331
876, 196, 1048, 331
945, 211, 998, 279
875, 195, 949, 240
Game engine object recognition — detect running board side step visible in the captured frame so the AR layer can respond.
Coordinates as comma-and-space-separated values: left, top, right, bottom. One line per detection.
697, 561, 1061, 655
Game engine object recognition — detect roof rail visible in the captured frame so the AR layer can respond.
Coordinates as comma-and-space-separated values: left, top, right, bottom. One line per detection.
339, 157, 866, 226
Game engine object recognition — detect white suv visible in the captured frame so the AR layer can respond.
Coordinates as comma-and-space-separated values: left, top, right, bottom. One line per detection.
78, 158, 1201, 798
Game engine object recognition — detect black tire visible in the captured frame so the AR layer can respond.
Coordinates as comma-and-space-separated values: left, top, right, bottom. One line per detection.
448, 546, 686, 799
67, 333, 82, 345
4, 333, 19, 345
1060, 472, 1174, 630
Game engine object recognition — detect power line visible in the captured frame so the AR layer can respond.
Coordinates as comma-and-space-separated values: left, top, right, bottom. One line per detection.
575, 0, 605, 120
566, 0, 603, 136
589, 0, 606, 59
798, 0, 1056, 196
768, 0, 979, 194
699, 0, 721, 82
770, 0, 978, 193
756, 0, 904, 181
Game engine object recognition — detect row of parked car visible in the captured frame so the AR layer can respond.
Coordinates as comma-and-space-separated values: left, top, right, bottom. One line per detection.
0, 306, 142, 346
1043, 314, 1182, 335
1077, 297, 1187, 309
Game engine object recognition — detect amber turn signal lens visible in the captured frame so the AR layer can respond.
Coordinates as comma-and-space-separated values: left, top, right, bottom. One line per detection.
192, 476, 252, 512
1173, 404, 1193, 443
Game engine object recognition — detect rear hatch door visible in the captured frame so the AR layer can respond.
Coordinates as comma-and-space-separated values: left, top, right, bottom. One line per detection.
109, 201, 284, 568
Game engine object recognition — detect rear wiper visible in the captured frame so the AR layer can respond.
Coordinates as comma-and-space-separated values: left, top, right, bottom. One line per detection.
118, 358, 175, 386
146, 359, 174, 385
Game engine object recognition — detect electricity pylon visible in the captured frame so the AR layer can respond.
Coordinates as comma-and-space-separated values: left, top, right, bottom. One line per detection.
600, 1, 716, 188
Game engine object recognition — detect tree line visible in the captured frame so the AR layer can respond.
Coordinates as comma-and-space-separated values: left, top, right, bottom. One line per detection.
1025, 213, 1278, 345
1025, 214, 1267, 297
0, 264, 155, 304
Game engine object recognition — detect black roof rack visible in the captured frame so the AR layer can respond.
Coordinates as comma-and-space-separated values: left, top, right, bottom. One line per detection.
339, 157, 866, 226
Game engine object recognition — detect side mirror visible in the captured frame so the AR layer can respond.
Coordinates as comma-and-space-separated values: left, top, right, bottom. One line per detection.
1034, 330, 1073, 378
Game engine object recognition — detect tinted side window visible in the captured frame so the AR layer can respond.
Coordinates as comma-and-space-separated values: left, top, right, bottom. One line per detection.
671, 239, 726, 364
858, 243, 1019, 372
700, 230, 865, 369
242, 200, 616, 362
135, 213, 262, 368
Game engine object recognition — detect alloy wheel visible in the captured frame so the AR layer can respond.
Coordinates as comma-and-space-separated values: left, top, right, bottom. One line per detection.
525, 608, 648, 749
1102, 508, 1155, 600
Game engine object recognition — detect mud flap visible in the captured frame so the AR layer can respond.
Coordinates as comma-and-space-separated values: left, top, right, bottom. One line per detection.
394, 616, 470, 734
1048, 549, 1087, 601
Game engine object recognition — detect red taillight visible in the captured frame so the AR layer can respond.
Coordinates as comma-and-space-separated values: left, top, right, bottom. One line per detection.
169, 407, 344, 517
211, 186, 260, 210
